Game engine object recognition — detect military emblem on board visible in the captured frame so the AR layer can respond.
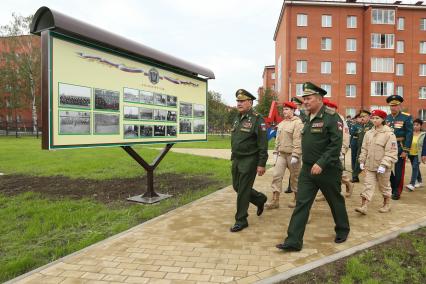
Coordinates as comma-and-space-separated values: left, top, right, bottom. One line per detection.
148, 68, 160, 84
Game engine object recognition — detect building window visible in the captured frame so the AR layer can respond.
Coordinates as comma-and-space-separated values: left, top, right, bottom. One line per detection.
346, 62, 356, 74
277, 56, 281, 92
420, 42, 426, 54
271, 72, 275, 80
296, 83, 304, 97
6, 115, 12, 122
421, 64, 426, 76
371, 81, 394, 96
370, 105, 391, 113
421, 19, 426, 31
296, 60, 307, 73
16, 115, 22, 123
396, 41, 404, 53
419, 109, 426, 121
371, 33, 394, 49
371, 58, 394, 73
346, 108, 356, 118
321, 37, 332, 50
347, 16, 357, 28
396, 86, 404, 97
297, 37, 308, 50
346, 85, 356, 98
396, 63, 404, 76
372, 9, 395, 25
297, 14, 308, 27
346, 39, 357, 51
321, 84, 331, 97
397, 18, 405, 30
420, 87, 426, 99
321, 61, 332, 74
322, 15, 332, 27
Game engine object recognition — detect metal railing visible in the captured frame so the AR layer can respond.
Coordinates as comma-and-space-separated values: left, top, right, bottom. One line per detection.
0, 120, 41, 138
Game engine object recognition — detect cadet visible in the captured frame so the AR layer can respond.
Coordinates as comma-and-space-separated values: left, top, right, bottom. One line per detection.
276, 82, 350, 252
350, 114, 362, 174
267, 101, 303, 209
385, 95, 413, 200
352, 110, 374, 183
355, 109, 398, 214
230, 89, 268, 232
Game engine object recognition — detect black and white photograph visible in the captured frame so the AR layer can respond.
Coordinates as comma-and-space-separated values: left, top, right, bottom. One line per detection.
139, 107, 154, 120
154, 109, 167, 121
180, 102, 192, 117
193, 104, 205, 117
140, 90, 153, 104
166, 125, 177, 136
179, 118, 192, 133
193, 119, 205, 133
154, 125, 166, 136
167, 110, 177, 122
123, 87, 140, 103
58, 83, 91, 109
123, 124, 139, 138
94, 113, 120, 134
59, 110, 91, 134
154, 93, 167, 106
94, 88, 119, 111
167, 95, 177, 107
124, 106, 139, 120
140, 125, 153, 137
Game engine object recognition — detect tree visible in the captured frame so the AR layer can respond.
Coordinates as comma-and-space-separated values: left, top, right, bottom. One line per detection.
254, 88, 276, 117
207, 90, 235, 135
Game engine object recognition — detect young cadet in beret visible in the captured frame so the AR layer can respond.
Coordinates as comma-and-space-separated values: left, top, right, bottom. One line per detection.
385, 95, 413, 200
267, 101, 303, 210
276, 82, 350, 252
229, 89, 268, 232
356, 109, 398, 214
352, 110, 374, 183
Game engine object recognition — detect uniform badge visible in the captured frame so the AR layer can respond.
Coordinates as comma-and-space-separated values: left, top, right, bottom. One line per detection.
312, 122, 324, 128
337, 121, 343, 131
391, 141, 397, 150
261, 123, 267, 131
242, 121, 252, 128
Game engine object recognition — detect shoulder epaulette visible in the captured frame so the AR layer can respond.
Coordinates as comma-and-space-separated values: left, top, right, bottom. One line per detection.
401, 112, 410, 116
324, 106, 336, 115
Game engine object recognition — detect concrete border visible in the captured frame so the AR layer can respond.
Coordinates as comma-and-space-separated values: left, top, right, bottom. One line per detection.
257, 219, 426, 284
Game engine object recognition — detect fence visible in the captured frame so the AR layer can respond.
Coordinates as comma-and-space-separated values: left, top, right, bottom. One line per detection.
0, 120, 41, 138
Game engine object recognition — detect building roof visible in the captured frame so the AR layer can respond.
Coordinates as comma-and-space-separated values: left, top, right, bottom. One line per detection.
274, 0, 426, 40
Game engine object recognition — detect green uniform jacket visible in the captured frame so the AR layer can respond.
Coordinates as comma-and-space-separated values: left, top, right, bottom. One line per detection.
301, 105, 343, 169
231, 108, 268, 167
356, 121, 374, 155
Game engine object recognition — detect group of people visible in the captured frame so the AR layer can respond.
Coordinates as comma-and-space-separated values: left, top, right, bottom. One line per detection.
230, 83, 426, 252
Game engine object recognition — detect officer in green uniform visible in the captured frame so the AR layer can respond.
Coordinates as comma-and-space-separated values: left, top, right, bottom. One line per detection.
352, 110, 374, 182
276, 82, 350, 251
230, 89, 268, 232
350, 114, 361, 172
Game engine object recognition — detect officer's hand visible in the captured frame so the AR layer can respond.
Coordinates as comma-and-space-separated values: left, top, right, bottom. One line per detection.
400, 152, 407, 159
377, 165, 386, 174
257, 166, 266, 176
360, 163, 365, 170
311, 164, 322, 175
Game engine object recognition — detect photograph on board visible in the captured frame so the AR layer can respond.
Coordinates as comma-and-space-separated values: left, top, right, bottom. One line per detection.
59, 110, 91, 134
140, 90, 154, 104
167, 110, 177, 122
140, 125, 153, 137
123, 87, 140, 103
58, 83, 91, 109
140, 107, 154, 120
124, 106, 139, 120
123, 124, 139, 138
166, 125, 177, 136
94, 89, 119, 111
180, 102, 192, 117
154, 109, 167, 121
179, 118, 192, 133
193, 104, 205, 117
193, 119, 205, 133
94, 113, 120, 134
154, 93, 167, 106
154, 125, 166, 136
167, 95, 177, 107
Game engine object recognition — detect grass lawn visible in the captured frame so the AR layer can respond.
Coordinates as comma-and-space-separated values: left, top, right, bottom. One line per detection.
0, 136, 232, 282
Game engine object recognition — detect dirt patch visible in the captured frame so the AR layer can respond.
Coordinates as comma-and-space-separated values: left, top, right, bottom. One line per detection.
0, 174, 220, 204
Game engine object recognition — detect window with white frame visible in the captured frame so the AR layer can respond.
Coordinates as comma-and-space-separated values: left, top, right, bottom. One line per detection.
371, 81, 394, 96
421, 64, 426, 76
346, 108, 356, 118
419, 109, 426, 121
346, 62, 356, 74
296, 60, 307, 73
371, 33, 394, 49
421, 19, 426, 31
347, 16, 357, 28
321, 84, 331, 97
321, 61, 332, 74
420, 87, 426, 99
6, 115, 12, 122
372, 9, 395, 25
371, 58, 394, 73
420, 42, 426, 54
16, 115, 22, 123
346, 85, 356, 97
297, 37, 308, 50
396, 63, 404, 76
296, 83, 304, 97
396, 41, 404, 53
396, 86, 404, 97
322, 15, 332, 27
397, 18, 405, 30
321, 38, 332, 50
346, 39, 357, 51
271, 72, 275, 80
297, 14, 308, 26
370, 105, 391, 113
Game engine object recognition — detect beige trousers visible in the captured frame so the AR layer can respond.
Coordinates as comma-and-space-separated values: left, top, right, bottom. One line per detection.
341, 171, 351, 188
361, 170, 392, 201
271, 153, 301, 193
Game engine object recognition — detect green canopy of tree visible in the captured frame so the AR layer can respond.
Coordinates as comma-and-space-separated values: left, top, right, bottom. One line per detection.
207, 91, 237, 134
254, 88, 276, 117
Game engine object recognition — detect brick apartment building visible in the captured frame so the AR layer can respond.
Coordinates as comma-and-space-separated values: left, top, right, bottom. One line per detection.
258, 65, 276, 101
271, 0, 426, 119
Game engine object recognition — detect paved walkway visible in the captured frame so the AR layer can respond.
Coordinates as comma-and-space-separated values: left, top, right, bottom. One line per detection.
10, 149, 426, 284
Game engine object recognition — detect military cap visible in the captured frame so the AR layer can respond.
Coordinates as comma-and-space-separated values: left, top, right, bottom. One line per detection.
386, 94, 404, 106
359, 109, 371, 117
283, 101, 297, 109
371, 109, 387, 120
236, 89, 256, 101
302, 82, 327, 97
290, 97, 303, 105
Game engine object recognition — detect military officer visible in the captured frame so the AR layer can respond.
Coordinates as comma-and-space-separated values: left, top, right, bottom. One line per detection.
276, 82, 350, 251
350, 114, 362, 173
291, 96, 307, 123
352, 110, 374, 183
385, 95, 413, 200
230, 89, 268, 232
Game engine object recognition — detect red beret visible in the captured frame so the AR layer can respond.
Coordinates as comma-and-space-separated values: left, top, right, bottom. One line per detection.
322, 98, 330, 104
283, 101, 297, 109
325, 101, 338, 109
371, 109, 387, 120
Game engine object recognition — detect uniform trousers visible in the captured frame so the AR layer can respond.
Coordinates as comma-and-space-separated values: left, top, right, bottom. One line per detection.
271, 153, 301, 193
390, 146, 406, 197
361, 170, 392, 201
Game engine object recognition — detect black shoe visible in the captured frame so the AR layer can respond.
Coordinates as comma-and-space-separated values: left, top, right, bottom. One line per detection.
335, 235, 348, 244
230, 224, 248, 232
351, 177, 360, 183
284, 187, 293, 193
257, 196, 267, 216
276, 243, 301, 252
391, 194, 400, 200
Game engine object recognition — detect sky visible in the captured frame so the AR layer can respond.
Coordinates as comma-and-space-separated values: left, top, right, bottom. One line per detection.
0, 0, 422, 105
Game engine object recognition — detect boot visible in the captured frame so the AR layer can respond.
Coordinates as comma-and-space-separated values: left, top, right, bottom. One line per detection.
344, 182, 354, 198
378, 197, 391, 213
266, 191, 280, 209
288, 192, 296, 208
355, 197, 368, 215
